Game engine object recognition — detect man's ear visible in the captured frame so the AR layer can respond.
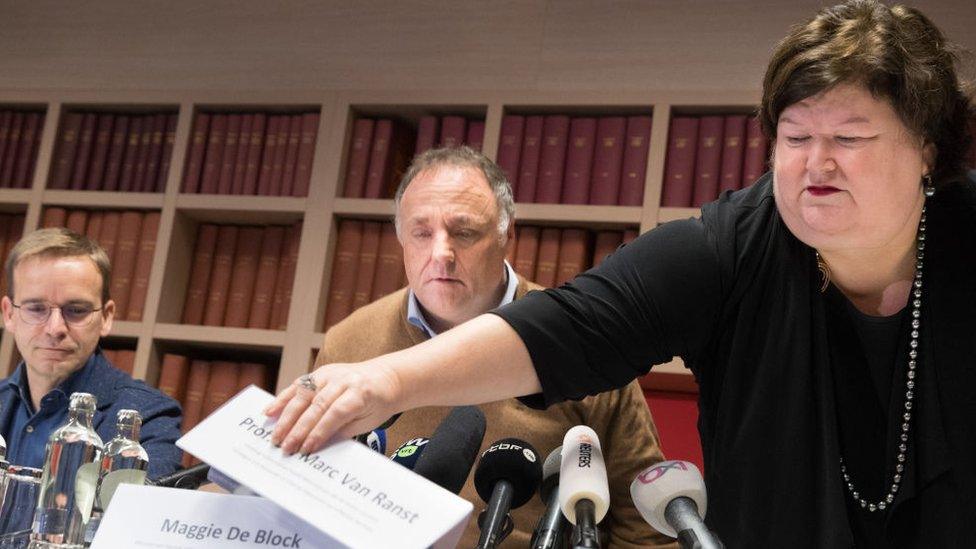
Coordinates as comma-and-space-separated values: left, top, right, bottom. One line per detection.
99, 299, 115, 337
1, 295, 15, 332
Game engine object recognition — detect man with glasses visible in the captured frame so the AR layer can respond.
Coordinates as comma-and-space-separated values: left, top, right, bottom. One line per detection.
0, 228, 182, 479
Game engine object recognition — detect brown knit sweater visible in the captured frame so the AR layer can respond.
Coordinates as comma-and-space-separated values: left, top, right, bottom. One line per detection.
315, 277, 675, 548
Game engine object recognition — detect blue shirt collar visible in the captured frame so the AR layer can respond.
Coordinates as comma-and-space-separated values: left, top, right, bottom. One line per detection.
407, 260, 518, 338
8, 350, 101, 413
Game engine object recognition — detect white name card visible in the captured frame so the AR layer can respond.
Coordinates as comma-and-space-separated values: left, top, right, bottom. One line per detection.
175, 386, 472, 549
92, 484, 329, 548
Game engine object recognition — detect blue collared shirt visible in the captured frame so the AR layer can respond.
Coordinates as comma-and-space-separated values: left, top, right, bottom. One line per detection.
407, 260, 519, 337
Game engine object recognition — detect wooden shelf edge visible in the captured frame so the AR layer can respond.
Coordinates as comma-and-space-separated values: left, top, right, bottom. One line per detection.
42, 190, 165, 209
107, 320, 143, 338
331, 198, 395, 218
515, 203, 642, 226
175, 194, 307, 213
656, 207, 701, 224
153, 323, 287, 349
0, 189, 33, 206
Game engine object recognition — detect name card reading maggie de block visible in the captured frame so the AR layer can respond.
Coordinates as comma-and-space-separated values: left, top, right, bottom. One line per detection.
91, 484, 329, 548
177, 386, 472, 549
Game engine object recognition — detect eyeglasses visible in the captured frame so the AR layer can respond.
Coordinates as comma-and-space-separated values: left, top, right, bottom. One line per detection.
12, 302, 102, 327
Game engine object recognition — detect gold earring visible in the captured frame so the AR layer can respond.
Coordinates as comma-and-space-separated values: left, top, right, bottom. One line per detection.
816, 251, 830, 293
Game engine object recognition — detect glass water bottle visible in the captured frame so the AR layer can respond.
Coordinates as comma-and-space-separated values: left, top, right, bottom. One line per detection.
84, 410, 148, 543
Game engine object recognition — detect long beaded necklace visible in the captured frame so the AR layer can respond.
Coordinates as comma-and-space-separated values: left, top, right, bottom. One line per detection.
817, 204, 927, 513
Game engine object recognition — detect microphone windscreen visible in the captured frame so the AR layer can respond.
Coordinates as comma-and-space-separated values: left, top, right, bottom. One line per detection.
365, 429, 387, 454
473, 437, 543, 509
559, 425, 610, 524
540, 445, 562, 502
412, 406, 487, 494
630, 460, 707, 538
390, 437, 429, 470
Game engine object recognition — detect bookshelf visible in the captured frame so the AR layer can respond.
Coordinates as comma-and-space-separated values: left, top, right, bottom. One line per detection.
0, 87, 778, 396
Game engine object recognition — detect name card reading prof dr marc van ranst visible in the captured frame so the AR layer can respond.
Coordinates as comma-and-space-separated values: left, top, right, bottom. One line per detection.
176, 386, 472, 549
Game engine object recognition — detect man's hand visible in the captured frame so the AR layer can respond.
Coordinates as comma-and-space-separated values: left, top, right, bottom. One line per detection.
264, 361, 402, 455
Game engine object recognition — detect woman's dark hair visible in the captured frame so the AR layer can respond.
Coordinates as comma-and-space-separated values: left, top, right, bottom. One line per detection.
761, 0, 974, 187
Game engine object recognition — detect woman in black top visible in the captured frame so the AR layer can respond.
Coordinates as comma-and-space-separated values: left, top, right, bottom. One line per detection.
268, 1, 975, 545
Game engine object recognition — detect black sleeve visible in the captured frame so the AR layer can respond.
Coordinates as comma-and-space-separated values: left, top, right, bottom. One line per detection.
493, 217, 726, 408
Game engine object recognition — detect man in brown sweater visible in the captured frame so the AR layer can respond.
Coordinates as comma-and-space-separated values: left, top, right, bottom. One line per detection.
314, 147, 674, 548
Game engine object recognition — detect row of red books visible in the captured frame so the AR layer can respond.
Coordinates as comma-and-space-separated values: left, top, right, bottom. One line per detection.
0, 110, 45, 189
662, 115, 769, 208
323, 219, 407, 330
103, 348, 136, 376
182, 222, 302, 330
50, 112, 177, 193
414, 115, 485, 156
498, 114, 652, 206
156, 354, 274, 466
41, 207, 160, 321
0, 213, 27, 296
507, 225, 639, 288
341, 118, 414, 200
182, 112, 319, 197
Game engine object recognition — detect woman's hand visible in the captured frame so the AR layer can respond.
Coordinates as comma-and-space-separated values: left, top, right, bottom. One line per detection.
264, 361, 402, 455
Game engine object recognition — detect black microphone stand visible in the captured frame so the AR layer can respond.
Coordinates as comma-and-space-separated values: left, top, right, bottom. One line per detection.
475, 479, 515, 549
571, 499, 600, 549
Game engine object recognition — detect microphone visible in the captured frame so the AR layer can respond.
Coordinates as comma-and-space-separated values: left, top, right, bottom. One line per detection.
411, 406, 486, 494
390, 437, 429, 470
630, 460, 723, 549
531, 446, 568, 549
150, 463, 212, 490
559, 426, 609, 549
473, 438, 543, 549
354, 428, 387, 454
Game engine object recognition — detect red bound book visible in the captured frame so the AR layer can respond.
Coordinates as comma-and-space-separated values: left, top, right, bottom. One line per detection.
200, 114, 226, 194
231, 114, 254, 195
202, 361, 240, 418
370, 223, 404, 301
140, 114, 166, 192
363, 119, 393, 199
202, 225, 239, 326
256, 116, 281, 195
85, 114, 114, 190
217, 114, 242, 194
236, 362, 270, 393
513, 226, 540, 280
555, 229, 590, 286
496, 115, 524, 190
661, 117, 699, 207
69, 114, 96, 190
0, 112, 11, 185
561, 117, 597, 204
114, 350, 135, 376
516, 116, 544, 203
343, 118, 375, 198
182, 113, 210, 193
50, 112, 83, 190
534, 228, 561, 287
291, 112, 319, 197
247, 226, 284, 329
323, 219, 364, 330
534, 115, 570, 204
118, 116, 142, 192
25, 113, 45, 189
126, 211, 160, 321
132, 116, 154, 192
465, 120, 485, 152
741, 117, 768, 186
268, 115, 291, 196
587, 117, 626, 205
591, 230, 623, 268
242, 113, 266, 195
0, 216, 10, 293
85, 211, 103, 241
223, 226, 263, 327
414, 115, 438, 155
111, 211, 144, 319
280, 115, 302, 197
102, 115, 129, 192
0, 215, 24, 295
65, 209, 88, 235
0, 113, 23, 187
270, 221, 301, 330
691, 116, 724, 206
157, 353, 190, 403
41, 207, 68, 228
182, 224, 218, 324
439, 116, 466, 148
97, 212, 121, 265
623, 228, 638, 244
618, 116, 652, 206
351, 221, 381, 311
156, 114, 178, 192
181, 360, 212, 436
719, 115, 747, 194
11, 113, 39, 189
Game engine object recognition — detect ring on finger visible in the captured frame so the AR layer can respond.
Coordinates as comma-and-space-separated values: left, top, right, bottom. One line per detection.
297, 374, 318, 393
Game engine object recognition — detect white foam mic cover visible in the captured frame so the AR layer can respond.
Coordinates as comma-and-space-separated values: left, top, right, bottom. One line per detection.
558, 425, 610, 524
630, 460, 707, 538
